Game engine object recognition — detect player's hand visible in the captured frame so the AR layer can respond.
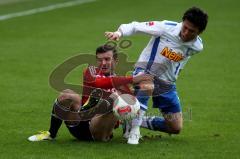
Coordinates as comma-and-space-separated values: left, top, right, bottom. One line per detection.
132, 74, 154, 84
105, 31, 121, 41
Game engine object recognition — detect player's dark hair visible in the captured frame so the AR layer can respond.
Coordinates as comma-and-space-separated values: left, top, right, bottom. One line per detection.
96, 44, 118, 59
182, 7, 208, 33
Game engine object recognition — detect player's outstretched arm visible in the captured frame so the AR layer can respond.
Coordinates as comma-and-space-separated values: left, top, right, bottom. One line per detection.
132, 74, 154, 84
105, 21, 164, 40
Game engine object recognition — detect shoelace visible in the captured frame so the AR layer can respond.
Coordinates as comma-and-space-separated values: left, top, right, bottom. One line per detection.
129, 133, 141, 139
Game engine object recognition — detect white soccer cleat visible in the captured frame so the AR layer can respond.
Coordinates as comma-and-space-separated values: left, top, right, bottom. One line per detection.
28, 131, 52, 142
127, 126, 141, 145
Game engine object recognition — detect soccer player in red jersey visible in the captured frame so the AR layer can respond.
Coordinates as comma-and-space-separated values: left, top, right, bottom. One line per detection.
28, 44, 153, 142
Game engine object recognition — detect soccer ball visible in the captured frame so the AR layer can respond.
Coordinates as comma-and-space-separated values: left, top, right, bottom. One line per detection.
113, 94, 140, 121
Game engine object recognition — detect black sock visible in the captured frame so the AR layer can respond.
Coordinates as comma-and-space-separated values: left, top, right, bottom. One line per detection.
49, 101, 63, 138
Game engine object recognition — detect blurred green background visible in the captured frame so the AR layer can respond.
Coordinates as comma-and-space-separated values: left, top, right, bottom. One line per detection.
0, 0, 239, 158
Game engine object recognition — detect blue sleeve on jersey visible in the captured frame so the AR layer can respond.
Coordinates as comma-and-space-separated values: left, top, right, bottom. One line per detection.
164, 22, 177, 26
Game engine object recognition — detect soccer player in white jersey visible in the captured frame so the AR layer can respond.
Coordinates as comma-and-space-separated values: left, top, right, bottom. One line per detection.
105, 7, 208, 144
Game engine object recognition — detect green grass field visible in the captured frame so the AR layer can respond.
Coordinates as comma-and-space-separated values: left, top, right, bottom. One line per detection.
0, 0, 240, 158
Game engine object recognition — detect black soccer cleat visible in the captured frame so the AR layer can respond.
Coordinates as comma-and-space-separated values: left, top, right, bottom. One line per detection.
80, 88, 103, 111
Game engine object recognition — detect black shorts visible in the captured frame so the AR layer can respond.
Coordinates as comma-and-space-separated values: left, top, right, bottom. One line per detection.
66, 121, 94, 141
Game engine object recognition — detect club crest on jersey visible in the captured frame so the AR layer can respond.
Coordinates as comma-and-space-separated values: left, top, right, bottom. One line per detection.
160, 47, 183, 62
146, 21, 154, 26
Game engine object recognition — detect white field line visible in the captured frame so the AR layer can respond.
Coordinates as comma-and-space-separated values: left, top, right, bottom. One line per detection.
0, 0, 96, 21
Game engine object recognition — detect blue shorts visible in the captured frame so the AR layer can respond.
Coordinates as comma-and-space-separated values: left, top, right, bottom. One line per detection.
133, 67, 182, 114
152, 85, 181, 114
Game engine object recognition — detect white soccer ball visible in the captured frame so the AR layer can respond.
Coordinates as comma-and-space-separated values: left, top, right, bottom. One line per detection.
113, 94, 140, 121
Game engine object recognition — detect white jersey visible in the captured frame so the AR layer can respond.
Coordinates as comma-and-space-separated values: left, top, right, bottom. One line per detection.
118, 20, 203, 83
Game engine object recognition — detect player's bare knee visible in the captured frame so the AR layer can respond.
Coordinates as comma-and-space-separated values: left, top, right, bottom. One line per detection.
58, 89, 73, 101
169, 124, 182, 134
62, 89, 76, 94
57, 89, 80, 109
57, 94, 72, 105
165, 117, 182, 134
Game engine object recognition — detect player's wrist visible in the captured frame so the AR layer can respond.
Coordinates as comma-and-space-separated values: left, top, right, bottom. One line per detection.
115, 30, 122, 37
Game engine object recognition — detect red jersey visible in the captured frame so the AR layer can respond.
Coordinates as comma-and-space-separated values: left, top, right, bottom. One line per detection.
81, 66, 133, 105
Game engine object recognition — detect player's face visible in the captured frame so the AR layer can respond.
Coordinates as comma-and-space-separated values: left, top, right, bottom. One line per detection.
180, 20, 200, 42
96, 51, 117, 75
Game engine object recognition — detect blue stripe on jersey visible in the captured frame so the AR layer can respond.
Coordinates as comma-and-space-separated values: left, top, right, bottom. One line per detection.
146, 37, 160, 71
174, 62, 181, 75
164, 22, 177, 26
175, 47, 191, 75
197, 37, 203, 43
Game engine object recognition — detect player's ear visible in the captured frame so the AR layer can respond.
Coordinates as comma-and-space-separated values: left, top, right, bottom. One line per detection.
114, 57, 119, 64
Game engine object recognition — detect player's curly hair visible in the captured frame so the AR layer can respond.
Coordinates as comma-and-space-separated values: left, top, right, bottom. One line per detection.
182, 7, 208, 33
96, 44, 118, 59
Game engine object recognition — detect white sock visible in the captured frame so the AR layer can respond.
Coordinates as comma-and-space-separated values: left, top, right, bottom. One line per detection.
141, 116, 155, 130
131, 109, 146, 127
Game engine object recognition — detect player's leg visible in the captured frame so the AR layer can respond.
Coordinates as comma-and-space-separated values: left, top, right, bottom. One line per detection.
66, 112, 117, 142
64, 91, 117, 142
49, 89, 81, 137
86, 93, 118, 141
163, 112, 182, 134
141, 112, 182, 134
141, 85, 183, 134
127, 80, 153, 144
66, 120, 94, 141
127, 67, 154, 144
89, 112, 118, 141
28, 89, 81, 141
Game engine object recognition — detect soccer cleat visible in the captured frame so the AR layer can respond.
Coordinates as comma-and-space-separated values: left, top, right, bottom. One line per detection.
80, 88, 103, 111
28, 131, 52, 142
127, 126, 141, 145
